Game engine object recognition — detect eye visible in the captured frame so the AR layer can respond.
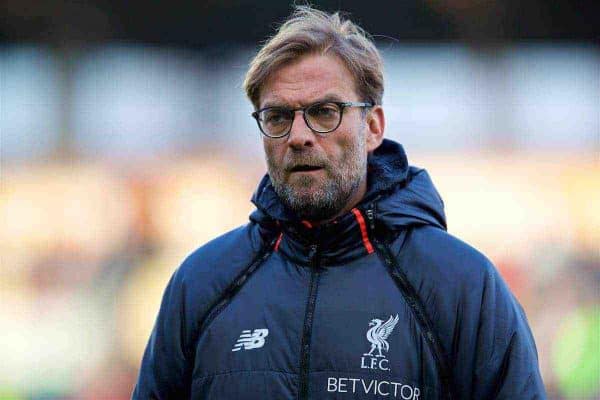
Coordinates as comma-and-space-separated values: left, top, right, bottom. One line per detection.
261, 109, 289, 125
307, 103, 340, 119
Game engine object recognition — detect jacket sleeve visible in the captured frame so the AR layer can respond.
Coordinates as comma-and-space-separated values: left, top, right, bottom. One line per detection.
471, 265, 547, 399
132, 268, 192, 399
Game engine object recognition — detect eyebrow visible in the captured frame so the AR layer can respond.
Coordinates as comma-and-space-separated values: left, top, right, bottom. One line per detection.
260, 94, 345, 109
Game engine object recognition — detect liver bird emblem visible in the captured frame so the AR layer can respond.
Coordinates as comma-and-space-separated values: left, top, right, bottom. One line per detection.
363, 314, 399, 357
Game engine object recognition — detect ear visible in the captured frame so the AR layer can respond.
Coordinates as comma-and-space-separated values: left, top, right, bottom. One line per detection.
365, 105, 385, 152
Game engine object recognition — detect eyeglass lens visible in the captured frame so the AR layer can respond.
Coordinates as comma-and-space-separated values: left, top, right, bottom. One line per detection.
258, 102, 342, 137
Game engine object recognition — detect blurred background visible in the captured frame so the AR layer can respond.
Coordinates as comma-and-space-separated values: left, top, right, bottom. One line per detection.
1, 1, 598, 399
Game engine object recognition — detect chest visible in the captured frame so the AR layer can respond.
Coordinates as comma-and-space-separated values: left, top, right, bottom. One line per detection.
191, 254, 444, 399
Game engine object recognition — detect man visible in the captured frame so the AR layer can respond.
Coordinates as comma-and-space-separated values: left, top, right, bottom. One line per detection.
133, 6, 546, 399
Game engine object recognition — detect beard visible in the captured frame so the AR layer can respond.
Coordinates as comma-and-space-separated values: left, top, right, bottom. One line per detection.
266, 137, 367, 221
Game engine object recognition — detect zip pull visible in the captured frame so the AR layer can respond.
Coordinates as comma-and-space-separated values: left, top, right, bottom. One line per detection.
308, 244, 318, 259
308, 244, 319, 268
366, 208, 375, 231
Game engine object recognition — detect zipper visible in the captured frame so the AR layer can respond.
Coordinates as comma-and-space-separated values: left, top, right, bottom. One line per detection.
372, 238, 454, 400
298, 244, 321, 400
365, 207, 375, 231
196, 239, 276, 341
185, 237, 277, 389
363, 206, 452, 398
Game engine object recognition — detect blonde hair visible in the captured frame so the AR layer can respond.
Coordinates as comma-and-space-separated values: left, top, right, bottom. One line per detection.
243, 5, 384, 109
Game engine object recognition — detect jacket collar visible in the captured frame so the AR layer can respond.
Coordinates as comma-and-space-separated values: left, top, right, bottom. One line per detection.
250, 139, 446, 265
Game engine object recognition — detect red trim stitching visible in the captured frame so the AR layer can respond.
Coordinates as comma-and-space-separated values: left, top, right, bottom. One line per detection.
274, 232, 283, 252
301, 220, 313, 228
351, 208, 374, 254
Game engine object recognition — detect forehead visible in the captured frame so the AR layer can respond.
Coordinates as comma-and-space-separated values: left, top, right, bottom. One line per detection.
259, 53, 359, 108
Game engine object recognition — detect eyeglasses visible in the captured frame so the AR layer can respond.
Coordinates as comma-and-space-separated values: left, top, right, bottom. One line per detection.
251, 101, 373, 138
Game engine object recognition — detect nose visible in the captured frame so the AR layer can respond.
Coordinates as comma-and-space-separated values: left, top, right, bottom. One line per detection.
287, 110, 315, 149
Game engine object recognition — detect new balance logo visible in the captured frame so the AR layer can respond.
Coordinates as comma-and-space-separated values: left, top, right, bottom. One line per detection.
232, 329, 269, 352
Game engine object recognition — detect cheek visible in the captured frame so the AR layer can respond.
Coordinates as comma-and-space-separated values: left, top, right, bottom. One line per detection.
332, 117, 367, 157
330, 134, 362, 165
263, 140, 285, 171
334, 142, 351, 165
263, 139, 277, 160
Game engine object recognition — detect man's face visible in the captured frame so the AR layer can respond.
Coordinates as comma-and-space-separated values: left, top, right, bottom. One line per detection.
259, 53, 383, 221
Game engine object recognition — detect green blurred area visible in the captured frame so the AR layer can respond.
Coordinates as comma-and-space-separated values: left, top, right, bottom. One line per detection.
553, 307, 600, 398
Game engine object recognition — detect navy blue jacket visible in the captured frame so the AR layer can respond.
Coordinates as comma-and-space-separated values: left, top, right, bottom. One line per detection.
133, 139, 546, 399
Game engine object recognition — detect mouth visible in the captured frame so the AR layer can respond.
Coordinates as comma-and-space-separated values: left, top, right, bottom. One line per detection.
289, 165, 323, 173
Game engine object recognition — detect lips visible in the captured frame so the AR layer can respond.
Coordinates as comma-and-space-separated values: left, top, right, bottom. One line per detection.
289, 165, 323, 172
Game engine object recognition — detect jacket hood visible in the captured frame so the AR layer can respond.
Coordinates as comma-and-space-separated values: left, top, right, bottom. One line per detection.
250, 138, 446, 234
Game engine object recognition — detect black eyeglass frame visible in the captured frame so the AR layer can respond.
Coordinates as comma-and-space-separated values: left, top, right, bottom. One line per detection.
251, 101, 374, 138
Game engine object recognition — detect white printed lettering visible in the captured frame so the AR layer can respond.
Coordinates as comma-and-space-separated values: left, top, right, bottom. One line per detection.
378, 381, 390, 396
379, 358, 390, 371
401, 385, 414, 400
361, 356, 392, 371
327, 377, 337, 392
338, 378, 347, 393
362, 379, 375, 393
361, 357, 369, 369
325, 376, 421, 399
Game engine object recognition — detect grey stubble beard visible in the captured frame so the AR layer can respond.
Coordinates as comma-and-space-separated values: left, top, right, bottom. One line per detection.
266, 137, 367, 221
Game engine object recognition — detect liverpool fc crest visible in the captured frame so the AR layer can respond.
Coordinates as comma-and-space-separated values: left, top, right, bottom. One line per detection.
361, 314, 399, 371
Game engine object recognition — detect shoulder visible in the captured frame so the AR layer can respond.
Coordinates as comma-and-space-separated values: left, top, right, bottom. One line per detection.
397, 225, 529, 345
175, 222, 263, 282
165, 222, 269, 326
398, 225, 496, 288
393, 226, 543, 395
394, 225, 513, 332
